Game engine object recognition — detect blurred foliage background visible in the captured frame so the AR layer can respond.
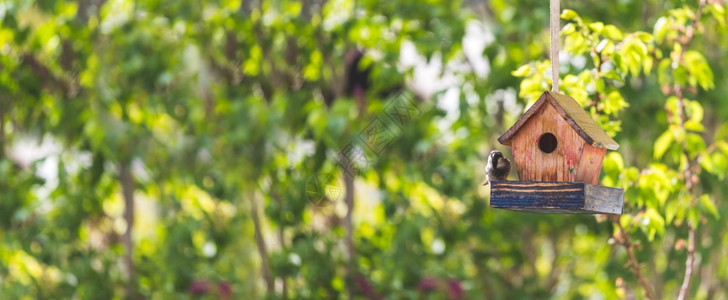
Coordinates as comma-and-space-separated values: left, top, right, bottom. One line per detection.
1, 0, 727, 299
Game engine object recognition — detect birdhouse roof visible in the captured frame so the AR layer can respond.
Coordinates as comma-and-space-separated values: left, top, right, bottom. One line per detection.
498, 91, 619, 150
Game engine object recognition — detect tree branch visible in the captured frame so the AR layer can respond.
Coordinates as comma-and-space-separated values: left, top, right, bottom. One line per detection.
341, 155, 356, 300
272, 189, 288, 299
0, 109, 4, 160
250, 191, 274, 294
119, 161, 136, 299
614, 218, 656, 300
677, 225, 696, 300
674, 2, 706, 299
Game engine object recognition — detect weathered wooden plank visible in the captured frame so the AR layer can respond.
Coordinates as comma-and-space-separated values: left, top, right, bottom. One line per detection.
584, 184, 624, 214
490, 180, 623, 214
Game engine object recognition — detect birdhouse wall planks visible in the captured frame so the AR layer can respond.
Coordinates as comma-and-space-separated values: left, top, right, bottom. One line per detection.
489, 91, 624, 214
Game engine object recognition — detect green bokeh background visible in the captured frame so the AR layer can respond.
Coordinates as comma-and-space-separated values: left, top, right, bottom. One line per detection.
1, 0, 727, 299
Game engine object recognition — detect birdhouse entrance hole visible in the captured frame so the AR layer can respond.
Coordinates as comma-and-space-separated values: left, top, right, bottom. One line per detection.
538, 133, 557, 153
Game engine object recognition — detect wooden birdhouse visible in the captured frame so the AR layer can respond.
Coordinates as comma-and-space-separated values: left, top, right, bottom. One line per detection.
489, 91, 624, 214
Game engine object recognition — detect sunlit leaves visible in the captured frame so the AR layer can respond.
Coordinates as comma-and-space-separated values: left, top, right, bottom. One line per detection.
641, 207, 665, 241
516, 10, 651, 140
563, 31, 589, 55
510, 64, 531, 77
615, 34, 652, 77
706, 3, 726, 28
3, 0, 728, 299
684, 100, 705, 132
653, 17, 672, 42
243, 44, 263, 76
682, 51, 714, 90
512, 1, 725, 251
601, 91, 628, 115
653, 130, 672, 159
700, 146, 728, 180
560, 9, 579, 21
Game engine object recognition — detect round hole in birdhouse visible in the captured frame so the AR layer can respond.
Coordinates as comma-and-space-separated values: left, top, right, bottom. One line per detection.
538, 133, 557, 153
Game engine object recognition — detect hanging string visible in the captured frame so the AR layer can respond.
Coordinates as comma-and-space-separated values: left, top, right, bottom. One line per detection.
550, 0, 560, 93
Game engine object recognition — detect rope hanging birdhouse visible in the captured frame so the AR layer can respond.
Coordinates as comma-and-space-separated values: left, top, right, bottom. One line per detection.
487, 0, 624, 214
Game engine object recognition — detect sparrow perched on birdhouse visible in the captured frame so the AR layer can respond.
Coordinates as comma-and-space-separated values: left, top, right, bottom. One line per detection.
483, 150, 510, 186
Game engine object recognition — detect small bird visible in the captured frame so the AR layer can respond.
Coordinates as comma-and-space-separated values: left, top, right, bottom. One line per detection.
483, 150, 511, 186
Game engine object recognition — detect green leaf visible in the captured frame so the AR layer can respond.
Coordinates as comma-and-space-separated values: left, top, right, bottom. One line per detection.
603, 70, 624, 84
603, 91, 628, 115
665, 200, 678, 224
603, 152, 624, 175
560, 9, 579, 20
635, 31, 653, 42
684, 120, 705, 132
561, 23, 576, 35
643, 56, 653, 76
688, 100, 704, 123
700, 151, 727, 179
707, 4, 726, 28
595, 78, 605, 94
653, 17, 669, 41
657, 59, 672, 85
588, 22, 604, 33
511, 64, 532, 77
716, 141, 728, 155
564, 33, 588, 55
602, 25, 623, 40
683, 51, 715, 90
643, 207, 665, 240
654, 130, 673, 159
699, 194, 719, 219
685, 133, 706, 158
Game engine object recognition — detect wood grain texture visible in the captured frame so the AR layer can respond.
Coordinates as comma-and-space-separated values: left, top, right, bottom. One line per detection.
490, 180, 623, 214
574, 144, 606, 184
584, 184, 624, 214
510, 102, 584, 182
498, 91, 619, 150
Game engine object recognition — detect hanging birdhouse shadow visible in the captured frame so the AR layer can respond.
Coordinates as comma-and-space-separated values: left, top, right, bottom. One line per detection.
489, 91, 624, 214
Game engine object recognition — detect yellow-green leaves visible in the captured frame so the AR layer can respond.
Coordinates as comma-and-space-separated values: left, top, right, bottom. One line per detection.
699, 194, 719, 219
243, 44, 263, 76
514, 4, 727, 247
653, 17, 671, 42
602, 91, 628, 115
616, 35, 651, 77
706, 3, 726, 28
700, 150, 728, 180
560, 9, 579, 21
303, 49, 323, 81
683, 51, 714, 90
641, 207, 665, 241
602, 25, 624, 40
511, 64, 531, 77
513, 60, 551, 102
653, 126, 686, 160
563, 31, 589, 55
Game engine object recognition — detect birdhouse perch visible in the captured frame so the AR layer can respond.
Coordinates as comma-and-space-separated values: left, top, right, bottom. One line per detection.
489, 91, 624, 214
